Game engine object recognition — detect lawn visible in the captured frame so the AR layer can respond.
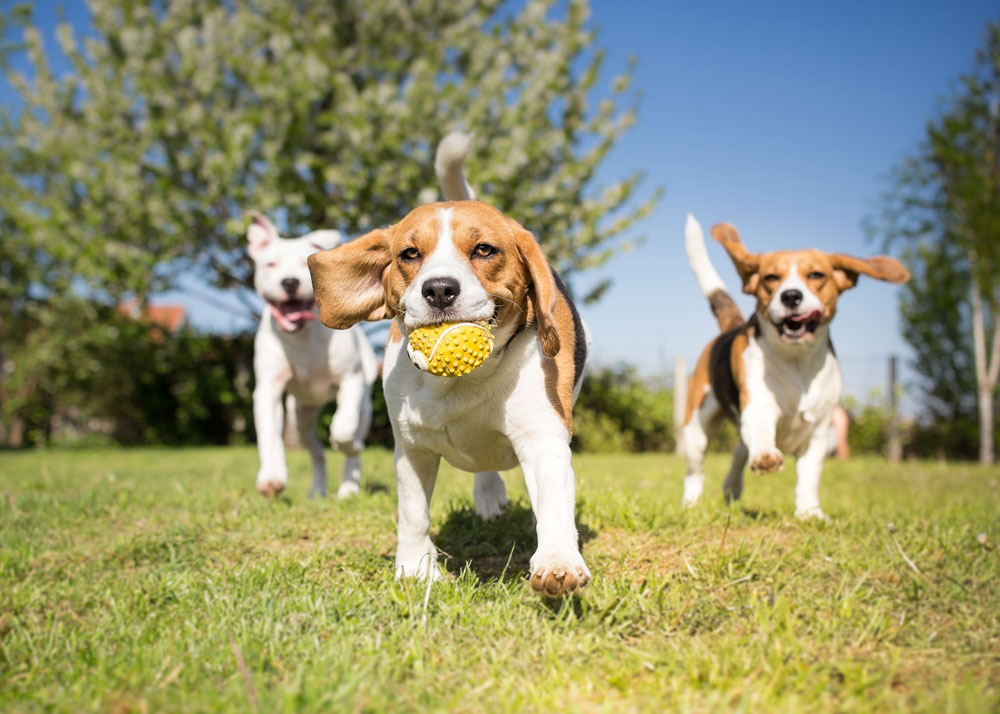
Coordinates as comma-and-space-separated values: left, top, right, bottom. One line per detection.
0, 447, 997, 712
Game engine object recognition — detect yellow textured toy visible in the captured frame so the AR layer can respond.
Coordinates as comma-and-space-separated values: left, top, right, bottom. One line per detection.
406, 321, 495, 377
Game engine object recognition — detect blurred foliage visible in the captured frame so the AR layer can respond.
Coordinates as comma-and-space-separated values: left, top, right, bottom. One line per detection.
842, 389, 999, 461
0, 0, 660, 447
869, 20, 1000, 462
572, 364, 738, 454
905, 413, 998, 461
842, 391, 891, 457
0, 302, 254, 447
572, 365, 674, 453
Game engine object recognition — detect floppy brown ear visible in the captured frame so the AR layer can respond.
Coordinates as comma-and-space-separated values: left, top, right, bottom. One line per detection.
828, 254, 910, 291
307, 228, 393, 329
514, 228, 561, 359
711, 223, 761, 294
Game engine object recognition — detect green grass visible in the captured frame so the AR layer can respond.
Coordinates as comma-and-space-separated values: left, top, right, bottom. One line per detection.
1, 447, 998, 712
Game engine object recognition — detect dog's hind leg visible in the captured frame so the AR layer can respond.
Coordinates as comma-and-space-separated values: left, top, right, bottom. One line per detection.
682, 392, 719, 508
330, 372, 372, 499
723, 441, 749, 504
474, 471, 508, 521
294, 403, 326, 499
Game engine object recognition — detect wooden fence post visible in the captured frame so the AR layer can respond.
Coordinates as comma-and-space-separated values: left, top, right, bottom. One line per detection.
887, 355, 902, 462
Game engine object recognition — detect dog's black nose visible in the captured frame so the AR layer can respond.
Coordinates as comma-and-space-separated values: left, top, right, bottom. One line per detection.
281, 277, 300, 296
780, 289, 803, 308
421, 277, 460, 310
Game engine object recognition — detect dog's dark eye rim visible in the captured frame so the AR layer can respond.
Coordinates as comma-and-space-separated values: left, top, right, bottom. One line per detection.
763, 274, 781, 283
472, 243, 498, 258
399, 247, 421, 261
808, 271, 826, 280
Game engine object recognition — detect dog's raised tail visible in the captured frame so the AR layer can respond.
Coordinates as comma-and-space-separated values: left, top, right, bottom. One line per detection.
435, 132, 477, 201
685, 214, 743, 332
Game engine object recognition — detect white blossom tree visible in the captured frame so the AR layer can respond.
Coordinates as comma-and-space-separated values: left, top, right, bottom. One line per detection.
1, 0, 659, 307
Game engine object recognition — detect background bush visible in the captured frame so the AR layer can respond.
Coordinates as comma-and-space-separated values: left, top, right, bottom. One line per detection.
1, 303, 254, 447
572, 364, 674, 453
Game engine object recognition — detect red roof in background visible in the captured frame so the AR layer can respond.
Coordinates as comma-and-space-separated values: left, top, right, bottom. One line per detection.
146, 305, 187, 333
117, 301, 187, 334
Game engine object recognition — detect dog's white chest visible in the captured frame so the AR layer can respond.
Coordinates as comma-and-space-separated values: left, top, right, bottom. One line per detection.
406, 416, 518, 473
743, 335, 842, 455
384, 339, 520, 473
259, 319, 370, 407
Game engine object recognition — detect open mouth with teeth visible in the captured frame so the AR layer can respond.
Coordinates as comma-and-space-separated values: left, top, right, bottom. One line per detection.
775, 310, 822, 342
267, 298, 316, 332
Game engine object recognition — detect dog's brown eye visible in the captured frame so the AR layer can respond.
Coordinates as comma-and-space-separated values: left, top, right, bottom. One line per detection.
473, 243, 497, 258
399, 247, 421, 262
763, 274, 780, 284
808, 271, 826, 280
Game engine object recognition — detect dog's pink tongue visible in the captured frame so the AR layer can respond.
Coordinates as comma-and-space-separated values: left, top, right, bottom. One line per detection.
284, 308, 316, 322
268, 302, 316, 331
789, 309, 821, 325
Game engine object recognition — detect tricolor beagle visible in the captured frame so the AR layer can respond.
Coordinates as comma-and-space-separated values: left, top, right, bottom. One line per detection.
307, 135, 591, 595
681, 215, 909, 518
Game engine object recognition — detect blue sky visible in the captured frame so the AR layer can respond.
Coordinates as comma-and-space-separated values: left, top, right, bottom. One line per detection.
6, 1, 997, 404
570, 0, 996, 402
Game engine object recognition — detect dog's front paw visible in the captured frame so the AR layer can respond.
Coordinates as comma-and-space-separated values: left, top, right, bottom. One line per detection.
336, 481, 360, 500
749, 449, 784, 474
529, 548, 590, 597
256, 470, 287, 497
795, 506, 828, 521
682, 475, 704, 508
474, 472, 508, 521
256, 463, 288, 497
395, 543, 442, 582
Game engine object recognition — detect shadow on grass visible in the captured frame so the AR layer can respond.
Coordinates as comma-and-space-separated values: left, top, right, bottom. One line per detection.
436, 501, 597, 585
739, 506, 783, 521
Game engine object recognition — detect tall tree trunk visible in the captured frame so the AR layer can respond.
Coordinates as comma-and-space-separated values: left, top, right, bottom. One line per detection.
969, 263, 1000, 464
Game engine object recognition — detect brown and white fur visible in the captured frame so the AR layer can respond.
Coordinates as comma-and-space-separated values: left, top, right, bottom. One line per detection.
681, 215, 909, 518
307, 134, 591, 596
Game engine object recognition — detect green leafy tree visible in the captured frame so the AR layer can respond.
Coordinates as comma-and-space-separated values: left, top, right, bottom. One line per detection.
873, 20, 1000, 463
0, 0, 659, 445
2, 0, 657, 301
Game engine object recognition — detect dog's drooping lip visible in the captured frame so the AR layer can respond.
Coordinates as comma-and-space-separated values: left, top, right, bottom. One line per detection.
402, 303, 497, 332
267, 298, 316, 332
774, 309, 822, 343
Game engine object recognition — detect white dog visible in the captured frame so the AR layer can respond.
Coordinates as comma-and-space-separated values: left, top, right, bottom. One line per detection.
307, 134, 592, 596
247, 214, 378, 499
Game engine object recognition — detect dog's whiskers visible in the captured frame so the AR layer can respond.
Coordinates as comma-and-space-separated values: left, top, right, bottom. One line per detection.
386, 298, 406, 316
486, 293, 523, 311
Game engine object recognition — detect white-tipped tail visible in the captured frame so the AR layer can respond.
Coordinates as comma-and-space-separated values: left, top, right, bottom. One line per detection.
435, 132, 477, 201
685, 213, 726, 297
